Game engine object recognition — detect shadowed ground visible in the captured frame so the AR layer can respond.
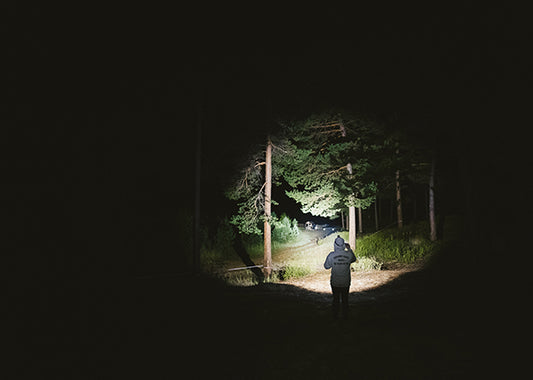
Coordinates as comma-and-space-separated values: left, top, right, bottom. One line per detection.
15, 242, 507, 378
127, 246, 486, 379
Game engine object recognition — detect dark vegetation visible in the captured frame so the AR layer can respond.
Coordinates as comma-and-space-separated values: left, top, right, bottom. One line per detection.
10, 3, 528, 378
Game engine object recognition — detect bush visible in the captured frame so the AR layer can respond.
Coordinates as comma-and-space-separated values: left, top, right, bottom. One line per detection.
272, 213, 299, 243
353, 256, 383, 271
221, 271, 261, 287
280, 263, 313, 280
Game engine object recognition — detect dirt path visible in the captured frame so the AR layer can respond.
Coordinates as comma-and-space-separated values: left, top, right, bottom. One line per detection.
264, 261, 426, 307
280, 266, 416, 294
216, 230, 427, 303
134, 251, 476, 378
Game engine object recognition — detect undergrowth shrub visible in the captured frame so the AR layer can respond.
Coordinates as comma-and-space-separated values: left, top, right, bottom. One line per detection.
272, 213, 300, 243
281, 263, 313, 280
353, 256, 383, 271
221, 270, 260, 287
356, 221, 439, 263
242, 215, 300, 258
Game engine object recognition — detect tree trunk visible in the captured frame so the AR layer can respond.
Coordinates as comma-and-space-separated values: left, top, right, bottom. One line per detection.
263, 137, 272, 279
346, 162, 356, 248
395, 150, 403, 229
346, 212, 349, 232
429, 153, 437, 241
358, 207, 363, 234
341, 209, 345, 230
349, 206, 356, 250
374, 198, 379, 231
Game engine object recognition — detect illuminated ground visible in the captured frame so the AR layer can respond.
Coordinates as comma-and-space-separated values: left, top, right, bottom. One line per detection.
219, 228, 425, 302
280, 264, 419, 294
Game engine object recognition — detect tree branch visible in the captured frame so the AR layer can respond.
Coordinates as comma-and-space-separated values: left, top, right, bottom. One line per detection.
322, 165, 349, 177
311, 121, 342, 128
271, 143, 289, 154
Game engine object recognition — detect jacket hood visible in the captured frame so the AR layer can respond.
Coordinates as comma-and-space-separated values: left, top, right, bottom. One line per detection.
334, 236, 345, 252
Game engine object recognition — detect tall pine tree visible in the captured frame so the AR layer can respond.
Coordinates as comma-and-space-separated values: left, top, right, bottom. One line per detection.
277, 111, 381, 248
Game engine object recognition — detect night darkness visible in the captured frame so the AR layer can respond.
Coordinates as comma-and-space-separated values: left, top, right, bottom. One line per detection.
8, 4, 531, 378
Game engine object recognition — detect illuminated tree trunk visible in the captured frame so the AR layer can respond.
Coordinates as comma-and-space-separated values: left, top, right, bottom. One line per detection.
396, 169, 403, 228
349, 206, 356, 250
346, 163, 356, 249
429, 154, 437, 241
263, 137, 272, 279
341, 209, 345, 230
395, 149, 403, 229
358, 207, 363, 234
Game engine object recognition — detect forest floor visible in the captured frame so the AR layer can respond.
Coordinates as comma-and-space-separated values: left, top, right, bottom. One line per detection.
127, 256, 482, 379
31, 231, 500, 378
215, 227, 424, 298
122, 233, 489, 379
276, 261, 424, 303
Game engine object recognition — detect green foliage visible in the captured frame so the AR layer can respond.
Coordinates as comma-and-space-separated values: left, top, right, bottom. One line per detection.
281, 263, 313, 280
356, 222, 439, 263
220, 271, 261, 287
272, 213, 299, 243
277, 110, 382, 218
241, 234, 264, 258
229, 196, 263, 235
353, 256, 383, 271
285, 182, 343, 218
225, 154, 268, 235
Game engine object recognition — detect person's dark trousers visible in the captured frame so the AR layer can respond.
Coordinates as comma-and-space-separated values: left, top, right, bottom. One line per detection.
331, 286, 349, 319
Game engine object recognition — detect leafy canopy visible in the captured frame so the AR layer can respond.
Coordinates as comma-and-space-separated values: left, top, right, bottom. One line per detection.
225, 155, 267, 235
277, 111, 382, 218
226, 110, 388, 233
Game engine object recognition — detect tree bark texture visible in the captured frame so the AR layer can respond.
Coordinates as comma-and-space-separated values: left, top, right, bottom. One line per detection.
358, 207, 363, 234
395, 148, 403, 229
349, 206, 356, 250
429, 154, 437, 241
263, 138, 272, 278
395, 171, 403, 229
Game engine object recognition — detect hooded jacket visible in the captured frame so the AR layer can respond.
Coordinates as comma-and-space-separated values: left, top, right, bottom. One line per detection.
324, 236, 356, 287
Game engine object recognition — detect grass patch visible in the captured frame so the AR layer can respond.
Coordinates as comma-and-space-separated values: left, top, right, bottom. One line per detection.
279, 263, 313, 280
220, 270, 261, 287
356, 221, 440, 263
353, 256, 383, 271
202, 219, 459, 286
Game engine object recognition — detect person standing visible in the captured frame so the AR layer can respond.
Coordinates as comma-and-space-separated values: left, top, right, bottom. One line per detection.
324, 236, 356, 319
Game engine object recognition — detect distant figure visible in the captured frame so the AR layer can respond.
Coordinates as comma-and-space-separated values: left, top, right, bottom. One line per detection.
324, 236, 356, 319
